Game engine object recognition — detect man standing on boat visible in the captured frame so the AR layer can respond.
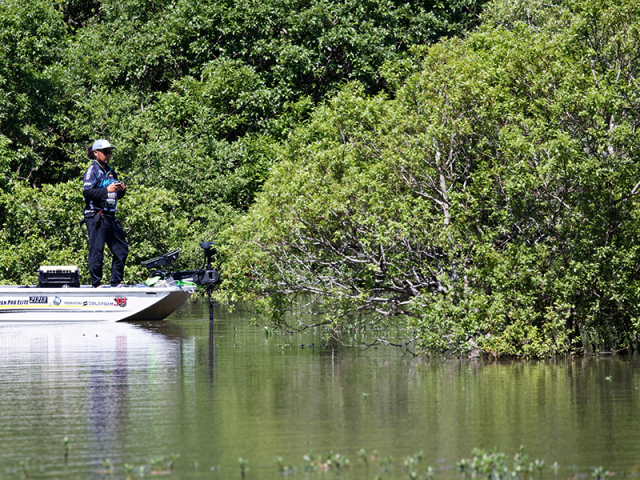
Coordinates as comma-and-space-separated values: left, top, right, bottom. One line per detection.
82, 139, 128, 288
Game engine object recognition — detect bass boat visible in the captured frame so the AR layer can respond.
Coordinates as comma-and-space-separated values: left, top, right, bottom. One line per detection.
0, 242, 219, 323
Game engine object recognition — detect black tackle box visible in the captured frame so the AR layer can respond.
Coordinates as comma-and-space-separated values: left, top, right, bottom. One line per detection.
37, 266, 80, 288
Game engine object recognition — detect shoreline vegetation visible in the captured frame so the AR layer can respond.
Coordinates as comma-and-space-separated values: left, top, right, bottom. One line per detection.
1, 0, 640, 357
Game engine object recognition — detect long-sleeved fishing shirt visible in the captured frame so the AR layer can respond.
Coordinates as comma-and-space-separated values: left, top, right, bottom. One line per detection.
82, 161, 126, 214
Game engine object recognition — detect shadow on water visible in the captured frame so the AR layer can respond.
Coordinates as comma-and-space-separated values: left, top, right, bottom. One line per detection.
1, 299, 640, 479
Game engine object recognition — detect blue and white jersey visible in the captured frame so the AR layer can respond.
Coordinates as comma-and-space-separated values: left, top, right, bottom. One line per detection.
82, 161, 125, 214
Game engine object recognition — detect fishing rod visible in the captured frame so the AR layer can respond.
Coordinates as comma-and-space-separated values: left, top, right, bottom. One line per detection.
121, 103, 245, 184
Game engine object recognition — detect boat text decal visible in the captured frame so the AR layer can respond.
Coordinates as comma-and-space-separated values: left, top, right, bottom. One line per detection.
86, 300, 116, 307
0, 299, 28, 306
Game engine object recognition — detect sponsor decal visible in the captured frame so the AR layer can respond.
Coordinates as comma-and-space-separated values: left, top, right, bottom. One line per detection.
86, 301, 115, 307
63, 301, 83, 306
83, 301, 88, 306
53, 296, 62, 306
29, 296, 48, 304
0, 299, 28, 306
114, 297, 127, 308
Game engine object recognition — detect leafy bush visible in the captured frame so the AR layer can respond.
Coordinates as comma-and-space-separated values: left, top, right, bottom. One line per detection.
222, 0, 640, 357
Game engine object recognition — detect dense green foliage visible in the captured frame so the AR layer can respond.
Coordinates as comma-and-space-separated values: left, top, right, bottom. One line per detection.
222, 0, 640, 356
0, 0, 484, 283
4, 0, 640, 358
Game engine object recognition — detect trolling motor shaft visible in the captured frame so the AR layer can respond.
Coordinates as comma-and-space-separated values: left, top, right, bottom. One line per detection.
197, 241, 219, 322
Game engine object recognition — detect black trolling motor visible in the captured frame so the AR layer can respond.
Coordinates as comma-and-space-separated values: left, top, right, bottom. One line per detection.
141, 242, 220, 320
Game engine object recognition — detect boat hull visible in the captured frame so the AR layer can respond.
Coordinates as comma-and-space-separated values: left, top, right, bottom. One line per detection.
0, 285, 194, 322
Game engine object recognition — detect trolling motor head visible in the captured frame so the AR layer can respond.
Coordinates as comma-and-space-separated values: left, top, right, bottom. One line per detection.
198, 241, 218, 285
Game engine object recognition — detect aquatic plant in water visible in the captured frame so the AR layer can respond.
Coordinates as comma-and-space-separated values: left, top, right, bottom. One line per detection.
303, 450, 351, 472
83, 446, 614, 480
274, 456, 298, 474
591, 465, 613, 480
149, 454, 180, 474
457, 446, 544, 480
238, 457, 249, 477
94, 454, 179, 478
404, 451, 424, 479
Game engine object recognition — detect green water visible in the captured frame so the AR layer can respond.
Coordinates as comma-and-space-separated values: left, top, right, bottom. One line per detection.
1, 300, 640, 479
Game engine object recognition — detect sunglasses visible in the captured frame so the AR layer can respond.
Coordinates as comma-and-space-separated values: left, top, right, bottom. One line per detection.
98, 149, 113, 155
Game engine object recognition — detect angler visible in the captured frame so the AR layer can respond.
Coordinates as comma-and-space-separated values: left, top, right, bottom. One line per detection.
82, 139, 128, 288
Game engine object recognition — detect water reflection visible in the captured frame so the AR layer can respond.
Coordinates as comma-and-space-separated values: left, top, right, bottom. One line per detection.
87, 332, 127, 459
1, 306, 640, 479
0, 321, 185, 474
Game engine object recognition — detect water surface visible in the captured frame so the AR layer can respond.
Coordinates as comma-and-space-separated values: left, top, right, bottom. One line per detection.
1, 300, 640, 479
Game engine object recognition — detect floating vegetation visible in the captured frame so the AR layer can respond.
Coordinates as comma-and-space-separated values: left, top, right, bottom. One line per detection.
457, 446, 544, 480
274, 455, 298, 475
149, 454, 180, 474
404, 451, 424, 479
238, 456, 249, 477
591, 466, 614, 480
271, 447, 612, 480
90, 454, 180, 479
98, 458, 114, 475
62, 447, 617, 480
302, 450, 351, 472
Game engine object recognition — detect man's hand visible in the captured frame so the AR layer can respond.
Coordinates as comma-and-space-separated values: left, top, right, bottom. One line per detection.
107, 182, 125, 193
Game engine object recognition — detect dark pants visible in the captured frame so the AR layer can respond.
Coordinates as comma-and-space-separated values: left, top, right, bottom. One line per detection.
85, 212, 129, 287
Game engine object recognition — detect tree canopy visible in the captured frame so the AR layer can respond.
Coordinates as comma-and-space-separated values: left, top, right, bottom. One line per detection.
0, 0, 485, 282
221, 0, 640, 356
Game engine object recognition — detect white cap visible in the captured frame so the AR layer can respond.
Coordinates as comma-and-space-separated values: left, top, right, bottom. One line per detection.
91, 139, 116, 151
